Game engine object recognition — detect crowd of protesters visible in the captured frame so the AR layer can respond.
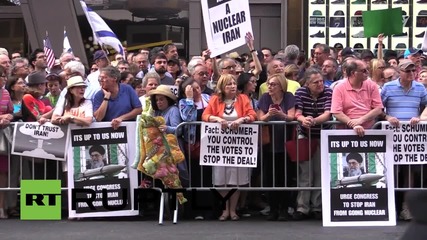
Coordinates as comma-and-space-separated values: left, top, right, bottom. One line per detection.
0, 32, 426, 222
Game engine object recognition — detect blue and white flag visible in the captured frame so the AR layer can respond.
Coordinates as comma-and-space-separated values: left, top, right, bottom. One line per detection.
80, 1, 124, 55
63, 28, 73, 54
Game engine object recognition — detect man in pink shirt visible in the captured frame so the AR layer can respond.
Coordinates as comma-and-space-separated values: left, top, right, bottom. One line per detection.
331, 59, 383, 136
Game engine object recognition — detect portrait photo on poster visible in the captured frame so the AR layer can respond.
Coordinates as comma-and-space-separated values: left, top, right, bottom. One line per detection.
73, 144, 129, 182
334, 152, 387, 189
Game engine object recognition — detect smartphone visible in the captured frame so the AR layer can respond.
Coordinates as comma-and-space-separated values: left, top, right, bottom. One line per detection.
270, 104, 280, 110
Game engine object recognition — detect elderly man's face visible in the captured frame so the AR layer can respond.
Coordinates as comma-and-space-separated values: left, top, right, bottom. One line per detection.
90, 151, 103, 162
348, 159, 360, 170
0, 54, 11, 74
409, 53, 421, 66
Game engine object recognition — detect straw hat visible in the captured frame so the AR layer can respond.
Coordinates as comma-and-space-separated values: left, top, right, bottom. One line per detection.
146, 85, 177, 101
67, 76, 87, 89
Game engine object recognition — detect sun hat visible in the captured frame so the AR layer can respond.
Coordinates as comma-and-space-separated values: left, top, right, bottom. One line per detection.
67, 76, 87, 89
146, 85, 177, 101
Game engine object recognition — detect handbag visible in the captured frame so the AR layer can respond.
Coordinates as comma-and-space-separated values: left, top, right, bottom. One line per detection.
189, 142, 200, 160
285, 128, 319, 162
260, 125, 270, 145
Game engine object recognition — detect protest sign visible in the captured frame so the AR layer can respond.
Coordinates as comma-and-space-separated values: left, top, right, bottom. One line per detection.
321, 130, 395, 227
201, 0, 253, 57
382, 121, 427, 165
200, 122, 258, 168
362, 8, 403, 38
68, 122, 139, 218
12, 122, 69, 161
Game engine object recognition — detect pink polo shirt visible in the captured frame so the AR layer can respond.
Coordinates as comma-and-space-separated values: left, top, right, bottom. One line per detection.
331, 79, 383, 129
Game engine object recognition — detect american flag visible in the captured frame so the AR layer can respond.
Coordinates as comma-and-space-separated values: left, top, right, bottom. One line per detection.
43, 34, 56, 69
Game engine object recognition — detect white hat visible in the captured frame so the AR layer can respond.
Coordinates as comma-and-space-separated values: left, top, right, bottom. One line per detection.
67, 76, 87, 89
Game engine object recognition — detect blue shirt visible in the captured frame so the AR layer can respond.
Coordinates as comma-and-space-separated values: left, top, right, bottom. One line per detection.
381, 79, 427, 120
93, 84, 142, 121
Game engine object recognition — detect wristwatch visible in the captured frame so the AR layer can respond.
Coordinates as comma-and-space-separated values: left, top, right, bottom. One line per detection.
103, 98, 109, 101
70, 116, 75, 122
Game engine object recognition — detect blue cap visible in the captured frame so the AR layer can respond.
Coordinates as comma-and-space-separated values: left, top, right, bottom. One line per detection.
404, 47, 423, 58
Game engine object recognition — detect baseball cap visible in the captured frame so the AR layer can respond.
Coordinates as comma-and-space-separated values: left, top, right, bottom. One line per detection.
402, 10, 407, 15
313, 10, 323, 16
341, 47, 355, 58
354, 10, 362, 16
398, 59, 415, 70
93, 50, 107, 61
404, 47, 423, 58
419, 10, 427, 15
334, 10, 344, 16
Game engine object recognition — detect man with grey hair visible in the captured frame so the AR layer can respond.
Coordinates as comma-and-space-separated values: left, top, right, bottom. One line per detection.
284, 45, 300, 65
0, 48, 8, 56
94, 66, 142, 129
313, 44, 330, 68
218, 57, 237, 76
11, 57, 30, 78
59, 52, 75, 69
0, 53, 11, 75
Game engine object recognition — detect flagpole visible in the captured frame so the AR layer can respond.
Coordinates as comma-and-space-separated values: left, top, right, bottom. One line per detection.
99, 44, 111, 65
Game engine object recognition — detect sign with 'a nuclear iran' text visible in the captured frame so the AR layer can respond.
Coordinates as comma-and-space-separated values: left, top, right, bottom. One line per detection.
200, 122, 258, 168
201, 0, 253, 57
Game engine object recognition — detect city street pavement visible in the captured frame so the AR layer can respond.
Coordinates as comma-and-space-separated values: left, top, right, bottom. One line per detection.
0, 217, 407, 240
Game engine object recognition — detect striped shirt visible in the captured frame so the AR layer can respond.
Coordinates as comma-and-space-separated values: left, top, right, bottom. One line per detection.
381, 79, 427, 120
295, 86, 333, 137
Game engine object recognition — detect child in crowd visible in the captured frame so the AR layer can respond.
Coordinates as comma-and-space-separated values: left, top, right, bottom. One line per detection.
45, 73, 62, 107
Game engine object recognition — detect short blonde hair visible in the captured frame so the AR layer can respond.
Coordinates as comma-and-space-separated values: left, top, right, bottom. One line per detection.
267, 73, 287, 93
284, 64, 299, 79
215, 74, 236, 101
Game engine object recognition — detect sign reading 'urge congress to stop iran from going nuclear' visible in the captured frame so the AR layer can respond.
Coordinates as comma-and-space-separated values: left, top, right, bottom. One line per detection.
201, 0, 253, 57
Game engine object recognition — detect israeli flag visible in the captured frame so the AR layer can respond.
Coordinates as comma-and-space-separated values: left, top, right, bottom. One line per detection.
80, 1, 124, 55
63, 29, 73, 54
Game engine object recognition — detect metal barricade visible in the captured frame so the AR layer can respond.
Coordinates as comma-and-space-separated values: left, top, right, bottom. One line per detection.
372, 121, 426, 190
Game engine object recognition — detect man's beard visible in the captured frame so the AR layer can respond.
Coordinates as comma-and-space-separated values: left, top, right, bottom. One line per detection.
92, 160, 105, 169
156, 67, 166, 74
349, 168, 362, 177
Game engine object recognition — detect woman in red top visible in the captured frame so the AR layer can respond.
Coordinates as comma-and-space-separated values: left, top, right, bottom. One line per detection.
202, 74, 256, 221
21, 71, 53, 124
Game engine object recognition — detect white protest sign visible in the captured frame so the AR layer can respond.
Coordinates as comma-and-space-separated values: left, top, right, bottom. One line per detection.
12, 122, 69, 161
201, 0, 253, 57
200, 122, 258, 168
382, 121, 427, 164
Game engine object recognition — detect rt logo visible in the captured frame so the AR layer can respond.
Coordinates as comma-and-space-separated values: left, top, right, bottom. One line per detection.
20, 180, 61, 220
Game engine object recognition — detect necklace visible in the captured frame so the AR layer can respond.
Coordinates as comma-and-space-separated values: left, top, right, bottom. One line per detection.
224, 98, 235, 115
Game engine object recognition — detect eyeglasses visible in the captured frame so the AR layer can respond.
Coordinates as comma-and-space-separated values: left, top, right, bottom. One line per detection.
91, 68, 98, 71
402, 69, 417, 73
222, 65, 236, 70
197, 71, 209, 77
357, 68, 368, 74
267, 82, 279, 87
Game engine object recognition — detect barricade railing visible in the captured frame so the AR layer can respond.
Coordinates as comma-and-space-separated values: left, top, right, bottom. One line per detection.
2, 120, 427, 223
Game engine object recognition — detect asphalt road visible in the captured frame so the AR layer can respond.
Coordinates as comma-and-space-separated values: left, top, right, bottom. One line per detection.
0, 218, 407, 240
